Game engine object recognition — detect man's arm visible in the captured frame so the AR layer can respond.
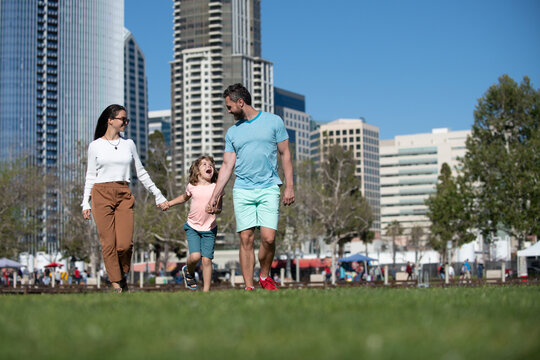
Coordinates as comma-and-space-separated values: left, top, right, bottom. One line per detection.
277, 139, 295, 205
207, 151, 236, 213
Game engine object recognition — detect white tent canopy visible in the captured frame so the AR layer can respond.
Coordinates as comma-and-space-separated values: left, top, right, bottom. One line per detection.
517, 242, 540, 257
517, 242, 540, 276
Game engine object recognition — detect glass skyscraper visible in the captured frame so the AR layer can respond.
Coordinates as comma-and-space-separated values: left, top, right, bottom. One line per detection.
0, 0, 124, 252
124, 28, 148, 165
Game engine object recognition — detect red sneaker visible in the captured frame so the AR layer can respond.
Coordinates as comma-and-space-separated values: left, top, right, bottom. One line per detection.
258, 275, 279, 291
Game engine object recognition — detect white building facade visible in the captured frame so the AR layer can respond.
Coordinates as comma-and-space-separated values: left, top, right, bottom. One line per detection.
315, 118, 381, 234
171, 0, 273, 181
380, 128, 470, 235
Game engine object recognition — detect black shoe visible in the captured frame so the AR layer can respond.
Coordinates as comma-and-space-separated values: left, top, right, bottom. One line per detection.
120, 278, 129, 292
182, 265, 198, 290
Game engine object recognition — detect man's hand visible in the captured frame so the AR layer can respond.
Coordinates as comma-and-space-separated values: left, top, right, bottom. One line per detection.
82, 209, 92, 220
206, 196, 218, 214
282, 186, 295, 206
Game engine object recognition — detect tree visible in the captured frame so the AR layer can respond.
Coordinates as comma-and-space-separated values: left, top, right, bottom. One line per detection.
304, 145, 372, 284
426, 163, 475, 262
459, 75, 540, 249
60, 142, 101, 275
385, 220, 402, 267
360, 229, 374, 257
0, 158, 45, 258
135, 131, 187, 275
409, 225, 424, 264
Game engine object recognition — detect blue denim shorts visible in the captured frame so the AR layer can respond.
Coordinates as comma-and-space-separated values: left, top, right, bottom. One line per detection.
183, 223, 217, 259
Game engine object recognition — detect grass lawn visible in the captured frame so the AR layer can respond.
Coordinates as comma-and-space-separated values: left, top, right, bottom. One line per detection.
0, 286, 538, 360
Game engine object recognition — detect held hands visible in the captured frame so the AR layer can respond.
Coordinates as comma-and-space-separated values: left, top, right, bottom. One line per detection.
157, 201, 170, 211
82, 209, 92, 220
282, 186, 295, 206
206, 192, 223, 214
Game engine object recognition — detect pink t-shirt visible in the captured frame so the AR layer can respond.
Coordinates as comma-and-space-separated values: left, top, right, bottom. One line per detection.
186, 183, 217, 231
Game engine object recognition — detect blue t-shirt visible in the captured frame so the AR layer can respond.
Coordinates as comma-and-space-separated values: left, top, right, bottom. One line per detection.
224, 111, 288, 189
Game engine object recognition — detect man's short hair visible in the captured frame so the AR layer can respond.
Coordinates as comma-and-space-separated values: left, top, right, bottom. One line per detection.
223, 83, 252, 105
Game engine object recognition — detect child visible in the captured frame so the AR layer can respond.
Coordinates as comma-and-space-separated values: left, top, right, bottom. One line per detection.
166, 156, 222, 292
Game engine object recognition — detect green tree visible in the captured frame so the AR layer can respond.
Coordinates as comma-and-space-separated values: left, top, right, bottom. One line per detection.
0, 159, 44, 258
459, 75, 540, 249
385, 220, 402, 267
305, 145, 372, 284
135, 131, 187, 274
426, 163, 475, 261
60, 142, 101, 274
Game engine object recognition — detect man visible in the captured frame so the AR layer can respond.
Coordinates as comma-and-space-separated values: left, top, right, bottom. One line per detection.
207, 83, 294, 291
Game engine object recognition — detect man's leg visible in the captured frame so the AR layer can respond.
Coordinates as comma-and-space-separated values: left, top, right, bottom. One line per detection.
258, 227, 276, 278
239, 228, 256, 288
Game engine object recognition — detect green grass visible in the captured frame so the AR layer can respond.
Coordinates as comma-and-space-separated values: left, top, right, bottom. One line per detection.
1, 286, 539, 360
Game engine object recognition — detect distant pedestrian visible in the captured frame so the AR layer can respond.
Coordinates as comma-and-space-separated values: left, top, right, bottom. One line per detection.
448, 264, 455, 280
73, 267, 81, 285
476, 255, 484, 279
464, 259, 471, 282
165, 156, 223, 292
406, 262, 413, 280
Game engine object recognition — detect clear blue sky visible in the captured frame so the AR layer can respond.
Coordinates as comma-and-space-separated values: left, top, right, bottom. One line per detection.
125, 0, 540, 140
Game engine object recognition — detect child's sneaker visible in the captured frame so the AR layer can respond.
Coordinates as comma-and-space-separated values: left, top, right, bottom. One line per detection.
258, 275, 278, 291
182, 265, 198, 290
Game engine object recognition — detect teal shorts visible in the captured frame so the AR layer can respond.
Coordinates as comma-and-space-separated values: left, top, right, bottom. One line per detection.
233, 185, 281, 232
183, 223, 217, 259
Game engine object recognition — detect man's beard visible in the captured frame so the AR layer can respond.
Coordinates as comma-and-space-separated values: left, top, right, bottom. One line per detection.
233, 109, 245, 120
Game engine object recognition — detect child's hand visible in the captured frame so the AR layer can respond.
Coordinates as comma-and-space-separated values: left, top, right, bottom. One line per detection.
157, 201, 170, 211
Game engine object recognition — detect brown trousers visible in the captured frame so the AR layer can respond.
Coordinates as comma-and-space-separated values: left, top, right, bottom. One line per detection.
91, 182, 135, 283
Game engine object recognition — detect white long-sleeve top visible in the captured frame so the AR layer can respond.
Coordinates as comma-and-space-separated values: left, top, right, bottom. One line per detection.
81, 137, 166, 210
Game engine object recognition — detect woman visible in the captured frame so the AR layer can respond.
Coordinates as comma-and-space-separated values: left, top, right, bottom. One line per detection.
82, 104, 169, 293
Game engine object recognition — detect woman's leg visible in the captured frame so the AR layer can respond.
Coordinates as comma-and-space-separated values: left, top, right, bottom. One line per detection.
92, 185, 122, 286
114, 187, 135, 281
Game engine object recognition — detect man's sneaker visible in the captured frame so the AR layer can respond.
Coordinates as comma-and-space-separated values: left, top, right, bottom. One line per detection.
258, 275, 278, 291
182, 265, 198, 290
245, 286, 255, 291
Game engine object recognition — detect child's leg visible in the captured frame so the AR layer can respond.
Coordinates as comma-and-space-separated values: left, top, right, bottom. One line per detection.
200, 227, 217, 292
184, 223, 202, 276
201, 257, 212, 292
188, 252, 201, 275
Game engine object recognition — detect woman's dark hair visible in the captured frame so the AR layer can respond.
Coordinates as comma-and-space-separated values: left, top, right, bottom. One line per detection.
223, 83, 252, 105
94, 104, 126, 140
188, 156, 218, 185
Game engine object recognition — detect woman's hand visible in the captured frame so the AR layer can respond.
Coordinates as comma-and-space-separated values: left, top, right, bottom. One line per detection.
157, 201, 170, 211
82, 209, 92, 220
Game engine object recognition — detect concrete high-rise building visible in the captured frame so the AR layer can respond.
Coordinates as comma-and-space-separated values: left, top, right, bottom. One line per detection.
0, 0, 124, 252
314, 119, 381, 234
148, 110, 172, 146
171, 0, 273, 182
274, 87, 311, 162
124, 28, 148, 165
379, 128, 470, 236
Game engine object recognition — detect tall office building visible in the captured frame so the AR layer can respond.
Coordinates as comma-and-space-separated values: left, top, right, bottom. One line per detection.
379, 128, 470, 236
0, 0, 124, 252
171, 0, 273, 182
313, 119, 381, 234
124, 28, 148, 165
274, 87, 311, 162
